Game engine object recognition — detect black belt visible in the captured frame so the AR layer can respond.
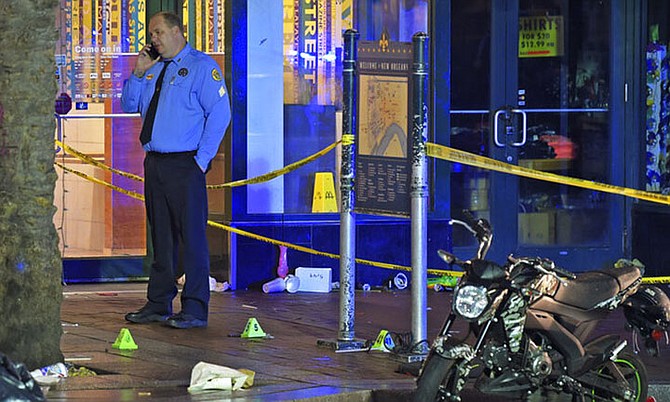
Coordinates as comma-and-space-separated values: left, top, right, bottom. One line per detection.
147, 150, 197, 158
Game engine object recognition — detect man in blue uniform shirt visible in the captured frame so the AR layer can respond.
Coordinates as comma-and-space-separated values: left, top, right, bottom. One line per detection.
121, 11, 231, 329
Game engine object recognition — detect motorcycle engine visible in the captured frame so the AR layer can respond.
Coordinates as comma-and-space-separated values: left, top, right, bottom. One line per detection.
525, 341, 552, 379
477, 341, 547, 398
482, 344, 510, 370
482, 340, 552, 379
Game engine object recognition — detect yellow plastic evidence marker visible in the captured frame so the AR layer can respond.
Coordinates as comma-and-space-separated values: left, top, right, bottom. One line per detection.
241, 318, 267, 338
112, 328, 138, 350
369, 329, 395, 352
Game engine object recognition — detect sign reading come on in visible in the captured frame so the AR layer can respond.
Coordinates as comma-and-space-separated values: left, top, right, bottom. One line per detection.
519, 16, 564, 58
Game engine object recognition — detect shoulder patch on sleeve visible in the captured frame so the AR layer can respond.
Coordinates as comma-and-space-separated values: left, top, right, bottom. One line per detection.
218, 85, 226, 97
212, 68, 222, 81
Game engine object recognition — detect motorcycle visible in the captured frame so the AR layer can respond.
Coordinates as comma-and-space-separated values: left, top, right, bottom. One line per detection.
414, 211, 670, 401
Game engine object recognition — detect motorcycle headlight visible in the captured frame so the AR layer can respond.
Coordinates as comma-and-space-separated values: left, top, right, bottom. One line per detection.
454, 285, 489, 319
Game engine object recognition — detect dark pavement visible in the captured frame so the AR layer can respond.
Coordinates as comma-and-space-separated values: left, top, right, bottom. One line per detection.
41, 282, 670, 401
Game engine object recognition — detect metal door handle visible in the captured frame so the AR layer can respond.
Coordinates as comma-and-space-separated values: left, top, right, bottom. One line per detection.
493, 108, 527, 147
493, 109, 506, 147
510, 109, 527, 147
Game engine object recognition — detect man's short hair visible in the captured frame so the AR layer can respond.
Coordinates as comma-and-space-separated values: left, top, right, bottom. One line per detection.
153, 11, 184, 33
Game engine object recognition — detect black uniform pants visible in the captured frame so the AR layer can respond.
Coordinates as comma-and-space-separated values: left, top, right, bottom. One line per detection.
143, 151, 210, 321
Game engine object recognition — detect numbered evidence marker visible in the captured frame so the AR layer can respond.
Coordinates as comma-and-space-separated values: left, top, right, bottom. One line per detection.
241, 318, 267, 338
369, 329, 395, 352
311, 172, 338, 213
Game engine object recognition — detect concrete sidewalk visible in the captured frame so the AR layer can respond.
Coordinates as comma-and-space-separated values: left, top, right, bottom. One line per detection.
42, 283, 670, 401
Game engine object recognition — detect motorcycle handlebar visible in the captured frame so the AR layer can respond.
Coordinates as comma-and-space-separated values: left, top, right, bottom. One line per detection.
510, 256, 576, 283
552, 264, 577, 280
448, 212, 577, 281
449, 210, 493, 259
536, 258, 576, 280
461, 210, 492, 239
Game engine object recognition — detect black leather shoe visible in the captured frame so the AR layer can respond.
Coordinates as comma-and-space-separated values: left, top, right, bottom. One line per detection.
125, 307, 170, 324
164, 312, 207, 329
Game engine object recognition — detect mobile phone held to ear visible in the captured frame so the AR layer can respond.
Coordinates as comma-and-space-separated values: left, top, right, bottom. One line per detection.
146, 45, 160, 60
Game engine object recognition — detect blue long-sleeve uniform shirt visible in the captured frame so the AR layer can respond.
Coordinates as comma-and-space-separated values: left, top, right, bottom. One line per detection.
121, 43, 231, 171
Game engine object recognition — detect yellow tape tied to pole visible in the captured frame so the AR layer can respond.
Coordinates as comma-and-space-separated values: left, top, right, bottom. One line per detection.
53, 139, 670, 284
426, 142, 670, 205
55, 139, 341, 189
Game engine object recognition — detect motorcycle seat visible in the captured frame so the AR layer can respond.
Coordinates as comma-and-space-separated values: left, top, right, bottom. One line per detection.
607, 265, 642, 290
553, 265, 640, 310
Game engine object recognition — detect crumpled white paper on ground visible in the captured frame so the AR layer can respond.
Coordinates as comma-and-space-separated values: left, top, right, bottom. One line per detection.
187, 362, 250, 393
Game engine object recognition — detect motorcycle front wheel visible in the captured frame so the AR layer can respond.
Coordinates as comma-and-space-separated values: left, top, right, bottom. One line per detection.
413, 353, 459, 402
579, 352, 648, 402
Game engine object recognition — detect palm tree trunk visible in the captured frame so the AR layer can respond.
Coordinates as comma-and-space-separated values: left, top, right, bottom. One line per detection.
0, 0, 63, 369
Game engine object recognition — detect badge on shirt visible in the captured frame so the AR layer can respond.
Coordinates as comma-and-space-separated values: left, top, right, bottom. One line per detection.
178, 68, 188, 77
212, 69, 222, 81
146, 74, 155, 80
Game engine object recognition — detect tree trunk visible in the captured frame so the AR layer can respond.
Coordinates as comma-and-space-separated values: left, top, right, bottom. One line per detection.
0, 0, 63, 369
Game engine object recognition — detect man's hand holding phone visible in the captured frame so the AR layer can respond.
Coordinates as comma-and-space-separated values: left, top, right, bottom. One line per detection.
146, 45, 160, 60
133, 44, 161, 78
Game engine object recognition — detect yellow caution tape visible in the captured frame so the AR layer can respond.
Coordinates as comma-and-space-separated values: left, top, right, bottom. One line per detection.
426, 142, 670, 205
56, 159, 455, 273
641, 276, 670, 284
208, 140, 341, 189
56, 140, 144, 182
206, 220, 457, 276
55, 162, 144, 201
55, 140, 670, 282
54, 139, 341, 189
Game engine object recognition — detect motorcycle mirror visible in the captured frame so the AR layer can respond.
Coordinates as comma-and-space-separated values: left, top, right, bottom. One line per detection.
437, 249, 458, 265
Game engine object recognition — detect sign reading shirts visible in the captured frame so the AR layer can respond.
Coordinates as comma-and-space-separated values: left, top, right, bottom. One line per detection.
519, 16, 564, 58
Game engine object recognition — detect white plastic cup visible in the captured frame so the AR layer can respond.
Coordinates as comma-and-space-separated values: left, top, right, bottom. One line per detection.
284, 274, 300, 293
262, 277, 286, 293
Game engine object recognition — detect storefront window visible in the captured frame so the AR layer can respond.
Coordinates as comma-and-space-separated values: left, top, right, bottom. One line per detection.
450, 0, 612, 248
54, 0, 429, 257
646, 0, 670, 193
55, 1, 226, 259
249, 0, 427, 214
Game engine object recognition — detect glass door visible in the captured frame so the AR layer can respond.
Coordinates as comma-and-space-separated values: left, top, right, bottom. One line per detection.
450, 0, 621, 268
